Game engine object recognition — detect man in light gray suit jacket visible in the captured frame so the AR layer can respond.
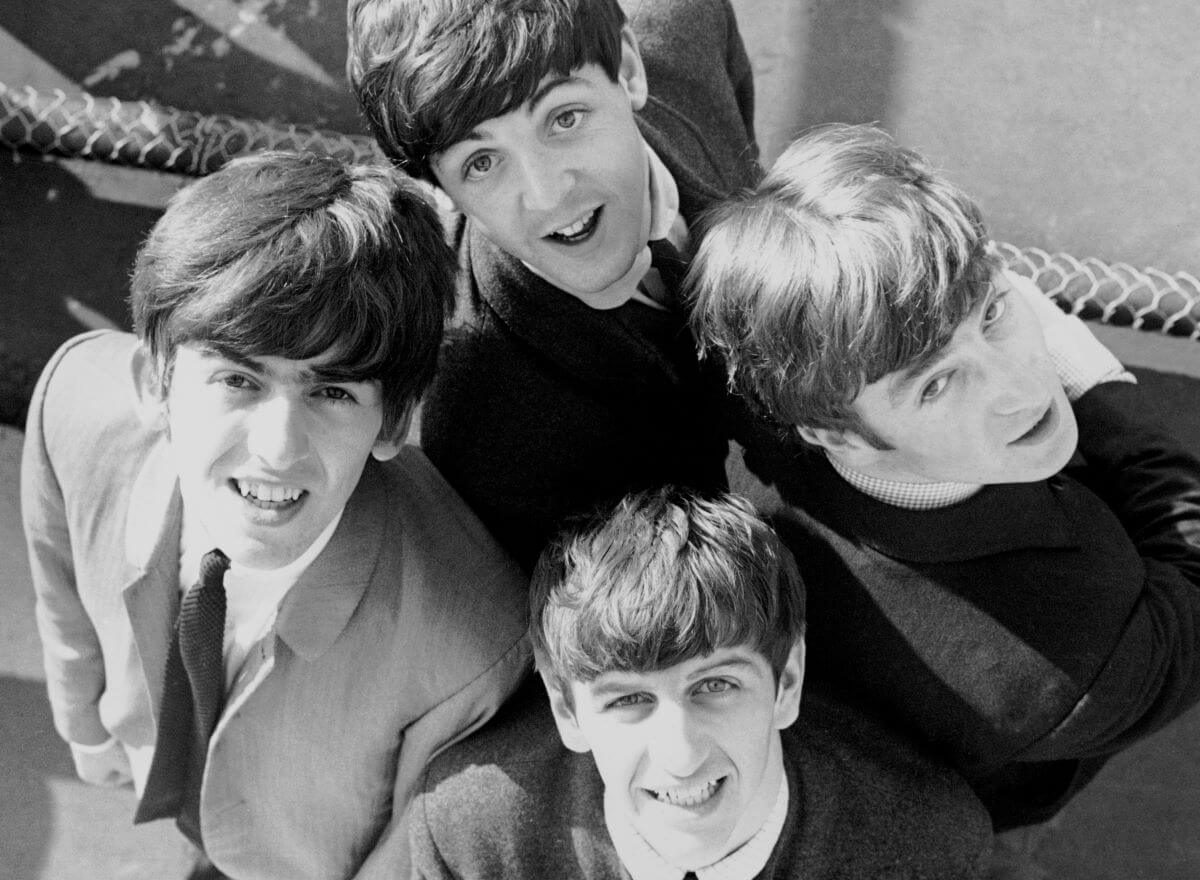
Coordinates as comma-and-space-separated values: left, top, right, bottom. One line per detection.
20, 151, 531, 879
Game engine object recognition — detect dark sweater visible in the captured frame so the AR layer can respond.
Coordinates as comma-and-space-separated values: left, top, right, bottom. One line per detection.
408, 680, 992, 879
754, 381, 1200, 828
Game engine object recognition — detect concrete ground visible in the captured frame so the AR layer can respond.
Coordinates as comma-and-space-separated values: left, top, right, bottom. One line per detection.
3, 1, 1200, 878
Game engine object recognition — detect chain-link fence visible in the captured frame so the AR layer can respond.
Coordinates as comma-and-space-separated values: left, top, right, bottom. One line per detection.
3, 81, 1198, 342
0, 82, 379, 175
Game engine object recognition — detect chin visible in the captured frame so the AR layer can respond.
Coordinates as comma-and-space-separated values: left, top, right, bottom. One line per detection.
1030, 417, 1080, 481
655, 842, 726, 873
643, 824, 734, 872
223, 537, 303, 571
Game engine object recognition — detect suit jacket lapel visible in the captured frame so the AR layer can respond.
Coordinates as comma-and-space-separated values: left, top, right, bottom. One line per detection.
121, 442, 183, 719
272, 461, 386, 662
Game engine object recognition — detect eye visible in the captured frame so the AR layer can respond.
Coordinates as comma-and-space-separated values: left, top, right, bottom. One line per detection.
317, 386, 357, 404
605, 692, 652, 710
463, 152, 496, 181
919, 373, 951, 403
218, 373, 255, 391
695, 678, 735, 696
552, 108, 582, 132
982, 291, 1008, 327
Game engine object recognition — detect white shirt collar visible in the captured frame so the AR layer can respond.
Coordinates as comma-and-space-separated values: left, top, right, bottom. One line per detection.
604, 772, 789, 880
827, 454, 981, 510
523, 139, 687, 311
179, 506, 344, 689
179, 504, 343, 588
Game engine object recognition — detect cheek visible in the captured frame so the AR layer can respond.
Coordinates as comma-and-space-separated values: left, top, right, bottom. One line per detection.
166, 410, 237, 470
453, 179, 514, 227
584, 735, 640, 793
315, 423, 381, 480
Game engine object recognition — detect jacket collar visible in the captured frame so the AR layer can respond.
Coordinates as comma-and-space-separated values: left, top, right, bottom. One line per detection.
787, 449, 1079, 564
466, 225, 693, 397
124, 440, 182, 572
266, 459, 385, 661
635, 98, 756, 221
122, 440, 184, 712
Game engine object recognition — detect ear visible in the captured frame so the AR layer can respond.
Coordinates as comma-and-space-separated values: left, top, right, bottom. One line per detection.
370, 403, 415, 462
431, 185, 458, 216
539, 671, 592, 754
796, 424, 866, 453
617, 25, 648, 111
130, 344, 169, 431
772, 639, 806, 730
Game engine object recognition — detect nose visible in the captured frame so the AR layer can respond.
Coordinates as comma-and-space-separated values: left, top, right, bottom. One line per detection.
517, 148, 573, 213
244, 393, 311, 468
646, 703, 709, 778
983, 348, 1048, 416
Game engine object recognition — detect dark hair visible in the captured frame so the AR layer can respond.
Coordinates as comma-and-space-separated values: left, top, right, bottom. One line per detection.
347, 0, 626, 181
530, 487, 806, 694
130, 150, 455, 433
689, 124, 997, 445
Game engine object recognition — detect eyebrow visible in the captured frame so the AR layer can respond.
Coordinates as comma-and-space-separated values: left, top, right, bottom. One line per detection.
887, 346, 954, 405
686, 655, 760, 680
528, 73, 579, 110
586, 655, 762, 698
886, 284, 1000, 404
199, 343, 264, 375
197, 345, 368, 386
587, 678, 641, 701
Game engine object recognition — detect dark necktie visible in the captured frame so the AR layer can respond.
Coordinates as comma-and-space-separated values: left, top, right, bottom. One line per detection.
134, 548, 230, 849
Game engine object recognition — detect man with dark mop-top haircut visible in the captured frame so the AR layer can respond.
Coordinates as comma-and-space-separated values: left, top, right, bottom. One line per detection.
22, 151, 530, 878
689, 122, 1200, 831
405, 487, 993, 879
348, 0, 761, 569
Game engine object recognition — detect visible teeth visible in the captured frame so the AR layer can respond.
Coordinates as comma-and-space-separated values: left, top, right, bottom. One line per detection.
551, 209, 596, 239
236, 480, 302, 503
651, 778, 720, 807
557, 217, 588, 237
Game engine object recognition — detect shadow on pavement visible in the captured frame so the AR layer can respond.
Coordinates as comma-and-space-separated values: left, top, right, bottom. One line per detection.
0, 675, 68, 880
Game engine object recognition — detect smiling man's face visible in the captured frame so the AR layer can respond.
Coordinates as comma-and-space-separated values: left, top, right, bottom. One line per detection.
548, 644, 804, 871
431, 28, 651, 298
158, 343, 401, 570
829, 272, 1078, 486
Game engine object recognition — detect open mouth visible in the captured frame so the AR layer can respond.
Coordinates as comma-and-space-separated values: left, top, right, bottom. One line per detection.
545, 207, 601, 244
1011, 401, 1057, 446
233, 479, 306, 510
647, 776, 724, 808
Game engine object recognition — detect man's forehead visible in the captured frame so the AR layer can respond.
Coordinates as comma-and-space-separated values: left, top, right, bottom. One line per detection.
179, 342, 373, 384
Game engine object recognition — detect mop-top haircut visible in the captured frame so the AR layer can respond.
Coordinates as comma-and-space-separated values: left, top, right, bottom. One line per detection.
347, 0, 627, 181
130, 150, 456, 434
688, 123, 998, 445
530, 487, 806, 698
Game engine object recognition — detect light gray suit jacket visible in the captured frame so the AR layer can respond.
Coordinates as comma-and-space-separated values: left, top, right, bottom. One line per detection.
21, 330, 531, 879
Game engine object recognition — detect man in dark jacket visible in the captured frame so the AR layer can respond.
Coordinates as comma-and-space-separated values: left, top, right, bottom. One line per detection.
348, 0, 760, 568
689, 123, 1200, 830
